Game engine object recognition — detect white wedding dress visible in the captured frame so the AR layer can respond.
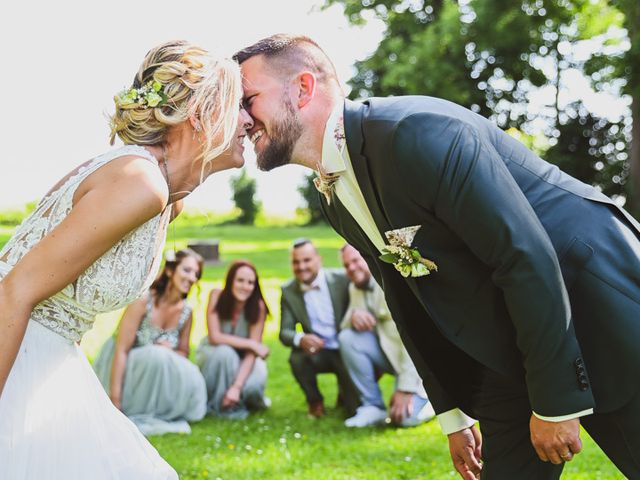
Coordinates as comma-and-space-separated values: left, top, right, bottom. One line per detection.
0, 145, 178, 479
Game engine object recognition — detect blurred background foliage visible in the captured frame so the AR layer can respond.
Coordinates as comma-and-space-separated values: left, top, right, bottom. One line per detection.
325, 0, 640, 215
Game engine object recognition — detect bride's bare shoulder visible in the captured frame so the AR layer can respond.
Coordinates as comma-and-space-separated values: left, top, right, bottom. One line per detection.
74, 154, 169, 213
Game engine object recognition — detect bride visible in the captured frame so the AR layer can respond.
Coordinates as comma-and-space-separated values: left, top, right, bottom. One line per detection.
0, 40, 252, 479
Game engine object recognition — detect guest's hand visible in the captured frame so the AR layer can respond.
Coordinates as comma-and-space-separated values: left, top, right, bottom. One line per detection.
221, 384, 241, 409
351, 309, 377, 331
448, 426, 482, 480
252, 342, 270, 359
155, 340, 173, 349
530, 415, 582, 464
300, 334, 325, 355
389, 390, 413, 424
110, 394, 122, 410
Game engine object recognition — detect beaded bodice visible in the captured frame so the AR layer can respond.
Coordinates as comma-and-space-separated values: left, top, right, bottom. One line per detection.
0, 145, 171, 342
135, 293, 191, 349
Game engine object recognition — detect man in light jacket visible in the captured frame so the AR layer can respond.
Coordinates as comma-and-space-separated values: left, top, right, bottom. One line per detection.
339, 244, 435, 428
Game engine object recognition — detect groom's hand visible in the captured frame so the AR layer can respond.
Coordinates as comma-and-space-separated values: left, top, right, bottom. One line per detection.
530, 415, 582, 464
448, 426, 482, 479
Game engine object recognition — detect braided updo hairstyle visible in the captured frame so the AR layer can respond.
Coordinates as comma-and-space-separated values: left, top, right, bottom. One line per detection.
109, 40, 241, 174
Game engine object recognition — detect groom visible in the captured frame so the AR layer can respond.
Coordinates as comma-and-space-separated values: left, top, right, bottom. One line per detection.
234, 34, 640, 479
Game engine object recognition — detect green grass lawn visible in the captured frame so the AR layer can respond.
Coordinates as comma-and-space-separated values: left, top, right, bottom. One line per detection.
0, 217, 624, 479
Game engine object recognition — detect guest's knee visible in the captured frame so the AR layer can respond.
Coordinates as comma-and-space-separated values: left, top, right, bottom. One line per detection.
289, 349, 310, 375
338, 328, 357, 347
338, 328, 366, 358
207, 344, 239, 365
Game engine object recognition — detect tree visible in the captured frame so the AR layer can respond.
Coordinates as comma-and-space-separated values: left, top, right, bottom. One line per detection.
601, 0, 640, 210
545, 102, 630, 198
230, 170, 260, 224
325, 0, 635, 206
297, 172, 327, 224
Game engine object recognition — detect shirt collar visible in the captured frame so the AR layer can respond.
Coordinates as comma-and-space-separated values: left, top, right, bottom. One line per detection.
321, 101, 347, 175
300, 268, 327, 292
355, 276, 376, 292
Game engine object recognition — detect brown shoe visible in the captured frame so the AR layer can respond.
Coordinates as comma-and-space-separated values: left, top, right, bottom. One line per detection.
308, 400, 325, 418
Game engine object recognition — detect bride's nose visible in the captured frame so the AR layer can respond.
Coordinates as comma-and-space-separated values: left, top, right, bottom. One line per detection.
239, 108, 254, 130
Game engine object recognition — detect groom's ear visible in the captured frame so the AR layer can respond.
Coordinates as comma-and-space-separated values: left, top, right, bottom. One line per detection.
296, 72, 316, 108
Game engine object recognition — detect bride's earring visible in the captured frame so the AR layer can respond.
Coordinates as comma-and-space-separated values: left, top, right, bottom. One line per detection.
192, 122, 202, 140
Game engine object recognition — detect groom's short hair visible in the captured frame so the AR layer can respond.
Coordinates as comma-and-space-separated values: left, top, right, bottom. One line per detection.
234, 34, 340, 88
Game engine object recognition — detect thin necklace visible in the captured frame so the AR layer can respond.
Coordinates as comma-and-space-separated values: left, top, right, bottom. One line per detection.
161, 144, 177, 253
160, 144, 172, 201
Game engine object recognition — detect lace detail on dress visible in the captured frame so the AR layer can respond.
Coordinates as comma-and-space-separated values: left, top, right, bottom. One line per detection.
0, 145, 171, 342
135, 293, 191, 349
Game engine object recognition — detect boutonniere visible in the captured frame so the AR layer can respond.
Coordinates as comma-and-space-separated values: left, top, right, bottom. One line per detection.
313, 162, 341, 205
379, 225, 438, 278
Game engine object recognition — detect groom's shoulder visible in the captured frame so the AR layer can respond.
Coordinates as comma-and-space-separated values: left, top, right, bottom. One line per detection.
359, 95, 482, 128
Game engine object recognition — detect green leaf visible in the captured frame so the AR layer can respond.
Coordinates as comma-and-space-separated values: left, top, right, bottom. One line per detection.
379, 253, 398, 264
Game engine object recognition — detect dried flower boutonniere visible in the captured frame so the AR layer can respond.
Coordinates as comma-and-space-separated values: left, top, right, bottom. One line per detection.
380, 225, 437, 278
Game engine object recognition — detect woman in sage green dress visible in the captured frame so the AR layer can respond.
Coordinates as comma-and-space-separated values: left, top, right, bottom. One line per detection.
197, 259, 270, 419
94, 249, 207, 435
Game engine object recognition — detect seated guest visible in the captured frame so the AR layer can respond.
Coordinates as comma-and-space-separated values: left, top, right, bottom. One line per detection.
94, 249, 207, 435
280, 238, 359, 418
339, 244, 436, 428
197, 260, 270, 419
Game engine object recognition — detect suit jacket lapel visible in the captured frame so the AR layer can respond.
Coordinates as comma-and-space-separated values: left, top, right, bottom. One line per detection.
343, 99, 393, 238
319, 193, 378, 256
338, 101, 431, 309
325, 270, 344, 327
288, 284, 312, 332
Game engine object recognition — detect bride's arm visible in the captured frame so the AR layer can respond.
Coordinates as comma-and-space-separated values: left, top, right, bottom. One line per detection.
0, 155, 168, 398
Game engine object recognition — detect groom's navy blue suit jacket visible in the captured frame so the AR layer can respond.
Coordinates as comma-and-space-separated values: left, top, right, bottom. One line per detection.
320, 96, 640, 418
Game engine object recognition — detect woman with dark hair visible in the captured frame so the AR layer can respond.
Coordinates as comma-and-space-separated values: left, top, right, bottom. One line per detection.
197, 259, 270, 419
93, 249, 207, 435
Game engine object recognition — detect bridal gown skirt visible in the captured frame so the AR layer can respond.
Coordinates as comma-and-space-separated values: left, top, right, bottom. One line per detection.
0, 320, 178, 480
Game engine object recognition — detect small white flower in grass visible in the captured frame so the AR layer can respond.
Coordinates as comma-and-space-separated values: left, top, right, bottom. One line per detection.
245, 445, 252, 451
279, 437, 287, 444
294, 432, 302, 439
404, 456, 412, 462
257, 449, 264, 455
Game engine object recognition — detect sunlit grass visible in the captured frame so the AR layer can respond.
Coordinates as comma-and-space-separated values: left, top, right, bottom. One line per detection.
0, 214, 624, 479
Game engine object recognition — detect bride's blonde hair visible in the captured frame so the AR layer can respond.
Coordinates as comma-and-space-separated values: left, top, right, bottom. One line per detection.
109, 40, 241, 174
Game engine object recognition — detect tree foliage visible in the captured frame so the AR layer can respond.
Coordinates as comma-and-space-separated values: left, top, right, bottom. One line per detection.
230, 170, 260, 225
326, 0, 637, 207
297, 173, 327, 224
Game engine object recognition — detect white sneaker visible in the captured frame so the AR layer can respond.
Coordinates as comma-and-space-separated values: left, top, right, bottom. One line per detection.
344, 405, 388, 428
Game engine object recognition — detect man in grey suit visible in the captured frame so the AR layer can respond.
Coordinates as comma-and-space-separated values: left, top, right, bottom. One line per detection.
279, 238, 359, 418
236, 34, 640, 479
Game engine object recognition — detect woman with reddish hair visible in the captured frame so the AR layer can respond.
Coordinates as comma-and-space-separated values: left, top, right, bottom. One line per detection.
197, 260, 270, 419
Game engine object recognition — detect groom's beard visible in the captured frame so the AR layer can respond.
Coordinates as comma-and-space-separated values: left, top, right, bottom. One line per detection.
256, 96, 302, 172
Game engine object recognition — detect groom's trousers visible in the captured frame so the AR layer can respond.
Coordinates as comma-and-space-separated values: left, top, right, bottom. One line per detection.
470, 368, 640, 479
471, 206, 640, 479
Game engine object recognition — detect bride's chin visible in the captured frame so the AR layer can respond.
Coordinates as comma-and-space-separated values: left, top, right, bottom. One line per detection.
233, 153, 246, 168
